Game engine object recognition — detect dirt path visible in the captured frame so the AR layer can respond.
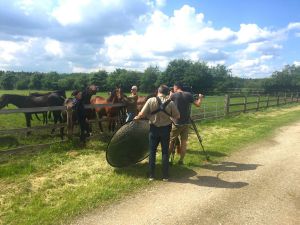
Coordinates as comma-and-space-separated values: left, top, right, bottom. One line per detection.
71, 122, 300, 225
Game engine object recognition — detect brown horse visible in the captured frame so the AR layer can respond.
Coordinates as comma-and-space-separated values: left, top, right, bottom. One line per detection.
136, 91, 157, 112
91, 88, 125, 132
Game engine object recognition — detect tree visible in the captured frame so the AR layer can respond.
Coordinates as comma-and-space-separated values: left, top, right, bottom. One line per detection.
140, 66, 160, 93
163, 59, 193, 86
183, 61, 213, 93
16, 78, 30, 90
91, 70, 108, 91
73, 75, 90, 90
210, 64, 232, 93
42, 72, 59, 90
29, 73, 43, 90
0, 73, 16, 90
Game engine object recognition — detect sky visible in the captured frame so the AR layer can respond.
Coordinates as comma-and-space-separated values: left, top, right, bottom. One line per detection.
0, 0, 300, 78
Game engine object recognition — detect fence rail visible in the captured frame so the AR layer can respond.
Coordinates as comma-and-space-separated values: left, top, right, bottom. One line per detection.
0, 103, 125, 115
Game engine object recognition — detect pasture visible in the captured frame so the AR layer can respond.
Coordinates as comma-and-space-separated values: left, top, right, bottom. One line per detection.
0, 90, 300, 225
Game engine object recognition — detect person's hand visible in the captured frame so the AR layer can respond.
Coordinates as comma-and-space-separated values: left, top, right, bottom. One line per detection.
198, 94, 204, 99
133, 116, 140, 120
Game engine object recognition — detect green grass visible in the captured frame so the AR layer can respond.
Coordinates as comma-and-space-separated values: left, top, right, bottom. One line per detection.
1, 104, 300, 225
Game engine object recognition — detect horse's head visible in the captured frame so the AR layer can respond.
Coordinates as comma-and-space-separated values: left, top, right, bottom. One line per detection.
88, 85, 98, 95
64, 98, 74, 108
0, 94, 9, 109
108, 87, 122, 103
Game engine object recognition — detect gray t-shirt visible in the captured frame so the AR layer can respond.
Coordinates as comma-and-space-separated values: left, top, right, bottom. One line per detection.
170, 91, 194, 125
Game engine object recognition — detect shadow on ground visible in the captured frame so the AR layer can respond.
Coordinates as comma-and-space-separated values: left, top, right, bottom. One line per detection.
199, 161, 262, 172
170, 161, 262, 189
186, 149, 227, 158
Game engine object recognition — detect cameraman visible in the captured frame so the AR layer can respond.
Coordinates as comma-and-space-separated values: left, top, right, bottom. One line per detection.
169, 82, 204, 165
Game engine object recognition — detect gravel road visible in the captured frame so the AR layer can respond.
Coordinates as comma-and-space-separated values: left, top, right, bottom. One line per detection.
71, 121, 300, 225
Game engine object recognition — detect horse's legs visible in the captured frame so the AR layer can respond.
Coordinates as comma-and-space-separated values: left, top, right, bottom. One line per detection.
52, 111, 64, 140
25, 113, 31, 136
97, 113, 104, 132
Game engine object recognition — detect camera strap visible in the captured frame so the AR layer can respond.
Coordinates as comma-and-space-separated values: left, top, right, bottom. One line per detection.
150, 97, 171, 117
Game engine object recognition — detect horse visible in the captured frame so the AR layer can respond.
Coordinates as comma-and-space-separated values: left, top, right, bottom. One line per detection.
0, 91, 66, 138
91, 88, 126, 132
136, 91, 158, 112
62, 85, 98, 137
29, 90, 66, 124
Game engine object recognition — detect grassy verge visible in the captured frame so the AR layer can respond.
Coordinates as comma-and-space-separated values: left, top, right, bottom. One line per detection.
1, 104, 300, 225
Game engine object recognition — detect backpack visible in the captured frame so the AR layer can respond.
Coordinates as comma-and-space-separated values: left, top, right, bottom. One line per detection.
150, 97, 171, 117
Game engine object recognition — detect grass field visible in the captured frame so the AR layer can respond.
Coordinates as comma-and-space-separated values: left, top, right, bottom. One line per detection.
1, 100, 300, 225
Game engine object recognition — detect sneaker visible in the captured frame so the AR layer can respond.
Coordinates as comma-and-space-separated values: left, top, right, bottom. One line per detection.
177, 160, 183, 165
149, 177, 154, 181
162, 178, 169, 182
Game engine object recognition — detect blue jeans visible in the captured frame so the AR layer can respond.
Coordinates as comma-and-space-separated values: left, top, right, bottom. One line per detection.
149, 124, 172, 179
126, 112, 135, 123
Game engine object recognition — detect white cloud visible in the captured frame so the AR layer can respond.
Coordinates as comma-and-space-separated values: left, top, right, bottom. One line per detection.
51, 0, 91, 26
44, 39, 64, 57
0, 40, 32, 62
1, 2, 300, 77
229, 54, 275, 78
99, 5, 236, 69
287, 22, 300, 30
235, 24, 276, 44
155, 0, 166, 7
294, 61, 300, 66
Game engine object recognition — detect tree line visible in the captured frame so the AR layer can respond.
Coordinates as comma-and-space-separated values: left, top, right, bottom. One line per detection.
0, 59, 299, 95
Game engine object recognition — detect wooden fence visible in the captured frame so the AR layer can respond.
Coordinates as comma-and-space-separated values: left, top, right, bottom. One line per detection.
0, 93, 299, 154
224, 93, 299, 116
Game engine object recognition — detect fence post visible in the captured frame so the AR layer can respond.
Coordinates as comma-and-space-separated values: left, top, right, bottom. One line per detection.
266, 94, 270, 108
291, 93, 293, 103
256, 95, 260, 111
277, 94, 280, 106
224, 94, 230, 116
66, 108, 73, 139
243, 96, 247, 113
284, 92, 287, 105
297, 92, 299, 102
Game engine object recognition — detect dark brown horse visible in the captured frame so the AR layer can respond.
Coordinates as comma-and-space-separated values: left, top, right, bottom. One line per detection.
29, 90, 66, 124
0, 91, 65, 138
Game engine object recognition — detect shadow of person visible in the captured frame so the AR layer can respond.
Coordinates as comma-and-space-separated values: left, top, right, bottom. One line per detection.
186, 149, 227, 158
200, 161, 262, 172
172, 173, 249, 189
194, 175, 248, 188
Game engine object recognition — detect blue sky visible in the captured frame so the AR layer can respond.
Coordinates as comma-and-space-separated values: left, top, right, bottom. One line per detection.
0, 0, 299, 78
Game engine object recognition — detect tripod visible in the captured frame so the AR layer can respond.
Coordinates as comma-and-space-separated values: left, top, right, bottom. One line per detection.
189, 118, 210, 161
169, 118, 210, 164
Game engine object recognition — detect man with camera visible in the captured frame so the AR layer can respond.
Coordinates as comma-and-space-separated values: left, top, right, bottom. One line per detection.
169, 82, 204, 165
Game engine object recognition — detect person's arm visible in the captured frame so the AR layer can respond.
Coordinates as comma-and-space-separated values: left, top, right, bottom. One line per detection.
134, 99, 150, 120
171, 102, 180, 120
193, 94, 204, 107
